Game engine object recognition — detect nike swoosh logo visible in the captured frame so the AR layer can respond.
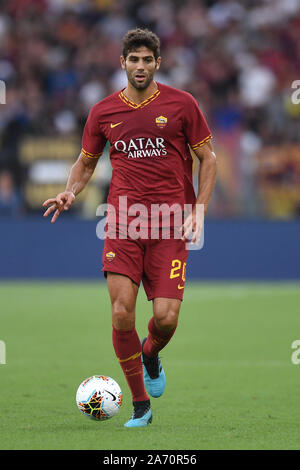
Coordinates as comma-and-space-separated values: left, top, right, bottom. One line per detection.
177, 284, 185, 290
104, 389, 116, 401
110, 122, 123, 128
124, 366, 136, 373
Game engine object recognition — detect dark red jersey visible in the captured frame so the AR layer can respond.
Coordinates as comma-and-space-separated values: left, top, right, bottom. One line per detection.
82, 82, 212, 225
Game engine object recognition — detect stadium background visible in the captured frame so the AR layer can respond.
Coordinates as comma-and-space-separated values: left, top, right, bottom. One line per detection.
0, 0, 300, 280
1, 0, 300, 452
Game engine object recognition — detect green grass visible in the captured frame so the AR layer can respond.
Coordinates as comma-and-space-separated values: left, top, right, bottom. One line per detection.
0, 281, 300, 450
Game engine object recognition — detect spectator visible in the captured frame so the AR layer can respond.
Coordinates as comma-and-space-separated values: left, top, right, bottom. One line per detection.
0, 170, 23, 217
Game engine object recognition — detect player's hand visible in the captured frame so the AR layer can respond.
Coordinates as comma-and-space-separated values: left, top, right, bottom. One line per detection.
181, 203, 204, 245
42, 191, 76, 223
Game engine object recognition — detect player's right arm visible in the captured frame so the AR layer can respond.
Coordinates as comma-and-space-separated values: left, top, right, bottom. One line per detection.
42, 152, 99, 223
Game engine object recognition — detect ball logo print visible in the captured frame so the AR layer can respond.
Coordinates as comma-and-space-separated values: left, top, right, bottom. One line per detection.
104, 389, 117, 401
0, 340, 6, 365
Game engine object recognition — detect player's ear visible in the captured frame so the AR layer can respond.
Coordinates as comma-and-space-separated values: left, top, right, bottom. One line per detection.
120, 55, 126, 70
155, 57, 161, 70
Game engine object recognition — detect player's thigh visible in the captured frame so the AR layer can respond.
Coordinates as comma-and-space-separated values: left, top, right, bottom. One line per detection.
102, 236, 144, 286
142, 237, 189, 301
107, 272, 139, 309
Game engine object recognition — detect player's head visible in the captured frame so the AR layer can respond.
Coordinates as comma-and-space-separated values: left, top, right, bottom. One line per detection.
121, 28, 161, 90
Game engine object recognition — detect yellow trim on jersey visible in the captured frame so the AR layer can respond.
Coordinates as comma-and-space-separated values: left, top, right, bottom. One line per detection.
119, 88, 160, 109
81, 148, 102, 159
191, 134, 213, 150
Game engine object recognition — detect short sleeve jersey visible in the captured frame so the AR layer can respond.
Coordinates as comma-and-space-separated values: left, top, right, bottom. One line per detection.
82, 82, 212, 223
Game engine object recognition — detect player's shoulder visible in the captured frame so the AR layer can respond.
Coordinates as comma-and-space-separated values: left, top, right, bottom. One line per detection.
158, 82, 198, 105
88, 90, 122, 118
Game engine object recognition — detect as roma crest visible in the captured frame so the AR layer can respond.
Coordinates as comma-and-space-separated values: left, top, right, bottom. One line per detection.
105, 251, 116, 262
155, 115, 168, 128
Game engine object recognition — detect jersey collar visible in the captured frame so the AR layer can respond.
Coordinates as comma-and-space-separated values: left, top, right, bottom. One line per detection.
118, 83, 160, 109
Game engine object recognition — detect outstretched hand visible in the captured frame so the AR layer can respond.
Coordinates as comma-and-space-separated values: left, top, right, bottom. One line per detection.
42, 191, 75, 223
181, 203, 204, 245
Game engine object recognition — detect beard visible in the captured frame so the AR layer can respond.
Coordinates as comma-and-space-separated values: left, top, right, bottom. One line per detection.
127, 70, 155, 90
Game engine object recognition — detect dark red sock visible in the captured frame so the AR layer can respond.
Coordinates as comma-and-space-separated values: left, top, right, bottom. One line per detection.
143, 317, 177, 358
112, 326, 149, 402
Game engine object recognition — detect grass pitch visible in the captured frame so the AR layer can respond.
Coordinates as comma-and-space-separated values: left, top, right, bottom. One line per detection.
0, 281, 300, 450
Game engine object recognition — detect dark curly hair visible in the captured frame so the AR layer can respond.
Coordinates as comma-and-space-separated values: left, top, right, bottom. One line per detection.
122, 28, 161, 60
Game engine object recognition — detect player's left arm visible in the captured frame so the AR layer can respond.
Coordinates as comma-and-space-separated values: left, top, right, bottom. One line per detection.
193, 139, 217, 215
181, 140, 217, 244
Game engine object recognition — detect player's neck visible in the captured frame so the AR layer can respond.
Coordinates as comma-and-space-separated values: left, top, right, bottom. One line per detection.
123, 81, 158, 105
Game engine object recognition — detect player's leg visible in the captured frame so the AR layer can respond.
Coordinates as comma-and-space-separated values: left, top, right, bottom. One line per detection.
141, 236, 188, 397
141, 298, 181, 397
107, 272, 152, 427
144, 297, 181, 356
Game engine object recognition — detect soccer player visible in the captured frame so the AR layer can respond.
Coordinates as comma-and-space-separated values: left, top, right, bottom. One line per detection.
43, 28, 217, 427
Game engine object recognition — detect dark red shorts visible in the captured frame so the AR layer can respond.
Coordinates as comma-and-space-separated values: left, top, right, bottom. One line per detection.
102, 234, 189, 301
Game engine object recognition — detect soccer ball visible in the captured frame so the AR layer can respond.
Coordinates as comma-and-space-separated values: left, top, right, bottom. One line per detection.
76, 375, 122, 420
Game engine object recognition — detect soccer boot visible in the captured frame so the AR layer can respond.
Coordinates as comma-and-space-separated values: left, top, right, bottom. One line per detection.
141, 338, 166, 398
124, 400, 152, 428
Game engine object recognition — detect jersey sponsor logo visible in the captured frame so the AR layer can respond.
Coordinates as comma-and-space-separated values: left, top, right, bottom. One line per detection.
114, 137, 167, 159
155, 115, 167, 128
177, 284, 185, 290
110, 121, 123, 128
105, 251, 116, 261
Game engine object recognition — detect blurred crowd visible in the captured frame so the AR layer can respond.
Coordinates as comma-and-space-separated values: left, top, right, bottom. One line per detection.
0, 0, 300, 219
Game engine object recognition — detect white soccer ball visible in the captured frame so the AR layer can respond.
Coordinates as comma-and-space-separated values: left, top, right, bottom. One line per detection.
76, 375, 122, 420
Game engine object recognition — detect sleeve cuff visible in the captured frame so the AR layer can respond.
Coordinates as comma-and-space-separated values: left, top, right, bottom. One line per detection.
190, 134, 213, 151
81, 148, 102, 159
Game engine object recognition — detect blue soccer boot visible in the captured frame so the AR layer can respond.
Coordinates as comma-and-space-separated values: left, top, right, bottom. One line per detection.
124, 400, 152, 428
141, 338, 166, 398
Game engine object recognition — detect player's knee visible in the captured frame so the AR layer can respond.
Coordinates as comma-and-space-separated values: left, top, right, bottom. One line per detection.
155, 309, 178, 331
111, 301, 135, 330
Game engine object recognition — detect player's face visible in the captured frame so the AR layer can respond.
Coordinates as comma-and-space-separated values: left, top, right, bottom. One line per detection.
121, 47, 161, 90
